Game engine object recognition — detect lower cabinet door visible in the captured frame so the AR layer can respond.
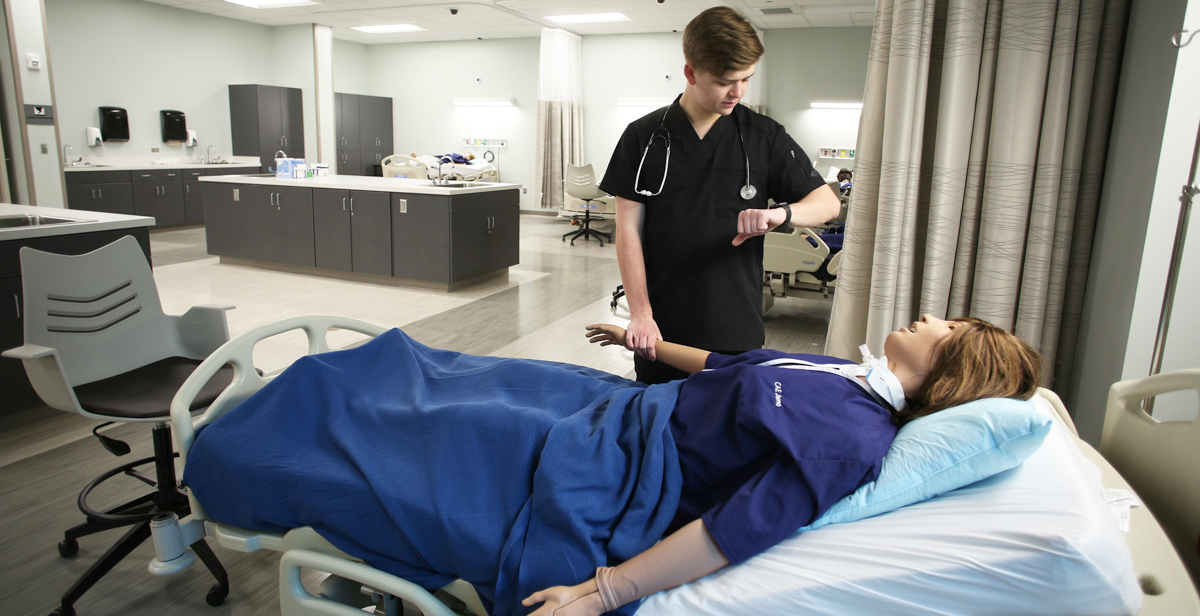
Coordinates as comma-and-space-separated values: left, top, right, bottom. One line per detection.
338, 151, 362, 176
313, 188, 352, 272
450, 209, 492, 282
184, 181, 205, 223
158, 182, 186, 226
202, 183, 242, 257
350, 191, 392, 276
275, 186, 315, 268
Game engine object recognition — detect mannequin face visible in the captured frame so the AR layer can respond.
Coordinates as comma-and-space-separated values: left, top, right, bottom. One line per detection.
884, 315, 959, 396
683, 64, 755, 116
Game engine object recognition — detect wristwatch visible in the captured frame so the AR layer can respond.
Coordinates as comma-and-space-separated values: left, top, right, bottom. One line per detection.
771, 203, 792, 229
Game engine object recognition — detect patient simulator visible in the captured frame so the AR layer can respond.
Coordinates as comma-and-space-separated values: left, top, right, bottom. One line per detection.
145, 310, 1200, 616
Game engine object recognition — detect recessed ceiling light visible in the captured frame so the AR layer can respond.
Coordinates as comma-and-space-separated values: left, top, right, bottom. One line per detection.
225, 0, 319, 8
546, 13, 631, 24
352, 24, 428, 33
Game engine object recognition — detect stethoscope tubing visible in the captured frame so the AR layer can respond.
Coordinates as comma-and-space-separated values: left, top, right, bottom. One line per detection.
634, 98, 755, 200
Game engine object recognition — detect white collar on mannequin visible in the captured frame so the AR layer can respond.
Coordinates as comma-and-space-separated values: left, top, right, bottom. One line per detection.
858, 344, 908, 412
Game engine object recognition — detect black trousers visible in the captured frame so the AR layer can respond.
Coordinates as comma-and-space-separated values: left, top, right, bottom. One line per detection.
634, 349, 752, 385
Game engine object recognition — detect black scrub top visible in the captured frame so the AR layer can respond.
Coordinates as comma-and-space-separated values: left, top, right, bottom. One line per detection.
600, 98, 827, 351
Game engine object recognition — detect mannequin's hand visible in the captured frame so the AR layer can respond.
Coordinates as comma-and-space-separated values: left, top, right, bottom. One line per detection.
733, 207, 787, 246
522, 579, 606, 616
585, 324, 628, 348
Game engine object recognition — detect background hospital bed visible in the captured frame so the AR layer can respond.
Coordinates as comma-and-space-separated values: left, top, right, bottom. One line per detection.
165, 315, 1200, 616
381, 154, 498, 182
762, 227, 841, 311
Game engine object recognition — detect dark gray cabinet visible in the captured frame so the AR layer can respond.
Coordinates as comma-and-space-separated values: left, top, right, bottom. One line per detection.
132, 169, 185, 226
312, 188, 391, 276
65, 169, 134, 215
391, 190, 519, 283
334, 93, 393, 176
182, 169, 205, 223
203, 183, 314, 267
230, 84, 305, 173
68, 166, 260, 226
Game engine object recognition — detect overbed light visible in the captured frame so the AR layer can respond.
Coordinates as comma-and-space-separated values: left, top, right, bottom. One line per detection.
546, 13, 631, 24
352, 24, 427, 33
811, 100, 864, 109
454, 99, 517, 107
225, 0, 319, 8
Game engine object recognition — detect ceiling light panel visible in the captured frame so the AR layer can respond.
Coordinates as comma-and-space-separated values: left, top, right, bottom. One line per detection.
352, 23, 427, 33
546, 13, 632, 24
225, 0, 320, 8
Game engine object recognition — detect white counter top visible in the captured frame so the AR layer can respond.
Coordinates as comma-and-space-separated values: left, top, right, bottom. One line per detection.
199, 174, 522, 196
63, 161, 261, 172
0, 204, 154, 241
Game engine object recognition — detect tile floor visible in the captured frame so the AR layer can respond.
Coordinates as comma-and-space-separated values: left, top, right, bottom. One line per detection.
1, 215, 832, 616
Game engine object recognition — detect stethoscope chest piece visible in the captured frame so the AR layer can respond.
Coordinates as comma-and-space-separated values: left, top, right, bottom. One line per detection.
740, 184, 757, 200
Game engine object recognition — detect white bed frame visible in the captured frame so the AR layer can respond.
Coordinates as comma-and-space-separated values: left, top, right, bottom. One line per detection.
160, 315, 1200, 616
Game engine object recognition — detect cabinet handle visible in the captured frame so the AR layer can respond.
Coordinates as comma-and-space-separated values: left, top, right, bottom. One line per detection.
350, 197, 354, 214
98, 189, 102, 199
186, 184, 189, 194
91, 189, 96, 199
284, 136, 288, 147
342, 197, 347, 211
12, 295, 19, 319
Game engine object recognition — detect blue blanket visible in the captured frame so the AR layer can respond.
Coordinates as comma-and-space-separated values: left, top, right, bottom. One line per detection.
184, 329, 683, 615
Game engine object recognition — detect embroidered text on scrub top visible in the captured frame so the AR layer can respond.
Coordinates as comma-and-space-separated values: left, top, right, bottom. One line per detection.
752, 344, 909, 411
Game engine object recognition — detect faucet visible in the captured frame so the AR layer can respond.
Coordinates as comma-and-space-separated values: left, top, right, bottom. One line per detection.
63, 144, 74, 166
435, 161, 448, 185
207, 145, 216, 163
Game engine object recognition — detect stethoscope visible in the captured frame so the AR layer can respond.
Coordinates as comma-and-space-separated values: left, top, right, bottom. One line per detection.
634, 97, 757, 200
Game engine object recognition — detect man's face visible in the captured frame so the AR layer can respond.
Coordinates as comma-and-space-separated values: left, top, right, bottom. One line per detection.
685, 64, 756, 116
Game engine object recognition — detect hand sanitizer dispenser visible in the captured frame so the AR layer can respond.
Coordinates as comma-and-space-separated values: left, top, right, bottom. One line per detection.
86, 127, 102, 147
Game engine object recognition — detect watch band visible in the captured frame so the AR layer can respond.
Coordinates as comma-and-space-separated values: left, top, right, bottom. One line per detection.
771, 202, 792, 229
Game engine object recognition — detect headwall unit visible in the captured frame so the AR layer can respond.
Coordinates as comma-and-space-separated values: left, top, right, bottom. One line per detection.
228, 84, 305, 174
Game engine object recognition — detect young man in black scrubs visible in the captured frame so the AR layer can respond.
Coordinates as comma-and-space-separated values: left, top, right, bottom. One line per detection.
599, 7, 842, 384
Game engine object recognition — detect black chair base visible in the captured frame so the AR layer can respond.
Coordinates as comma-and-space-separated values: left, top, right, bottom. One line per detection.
51, 423, 228, 616
563, 203, 612, 247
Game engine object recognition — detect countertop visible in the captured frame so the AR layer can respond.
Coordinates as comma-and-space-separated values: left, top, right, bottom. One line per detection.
199, 174, 522, 196
63, 161, 260, 172
0, 204, 154, 241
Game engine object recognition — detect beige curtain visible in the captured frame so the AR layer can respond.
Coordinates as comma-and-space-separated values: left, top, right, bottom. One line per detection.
534, 28, 585, 209
535, 101, 584, 209
826, 0, 1129, 397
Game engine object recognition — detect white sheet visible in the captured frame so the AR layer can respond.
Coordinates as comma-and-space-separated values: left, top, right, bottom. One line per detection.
637, 393, 1142, 616
410, 155, 497, 181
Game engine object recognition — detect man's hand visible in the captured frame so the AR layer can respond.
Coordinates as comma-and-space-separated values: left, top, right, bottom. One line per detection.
522, 579, 606, 616
624, 315, 662, 361
733, 207, 787, 246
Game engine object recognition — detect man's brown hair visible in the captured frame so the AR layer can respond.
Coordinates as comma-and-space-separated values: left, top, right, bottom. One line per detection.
682, 7, 764, 76
893, 318, 1044, 426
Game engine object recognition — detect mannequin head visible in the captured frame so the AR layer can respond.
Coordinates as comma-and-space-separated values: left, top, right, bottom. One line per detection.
885, 316, 1043, 425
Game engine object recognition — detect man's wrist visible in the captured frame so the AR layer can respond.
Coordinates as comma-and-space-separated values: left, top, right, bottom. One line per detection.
771, 203, 792, 229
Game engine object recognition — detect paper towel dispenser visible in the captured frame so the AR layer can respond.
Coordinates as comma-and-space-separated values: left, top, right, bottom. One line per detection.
161, 110, 187, 143
99, 106, 129, 142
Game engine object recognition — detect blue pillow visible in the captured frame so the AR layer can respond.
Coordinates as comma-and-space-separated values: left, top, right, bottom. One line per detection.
798, 397, 1052, 532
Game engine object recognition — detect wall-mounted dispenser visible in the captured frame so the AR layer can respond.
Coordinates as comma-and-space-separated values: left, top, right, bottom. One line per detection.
86, 127, 102, 146
185, 129, 198, 147
161, 110, 187, 144
99, 107, 129, 142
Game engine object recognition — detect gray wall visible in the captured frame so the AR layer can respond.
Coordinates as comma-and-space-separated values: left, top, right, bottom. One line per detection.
45, 0, 275, 164
1069, 0, 1197, 443
333, 38, 370, 95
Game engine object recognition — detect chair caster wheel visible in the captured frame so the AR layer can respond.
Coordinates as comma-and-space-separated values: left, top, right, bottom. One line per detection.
51, 606, 75, 616
58, 538, 79, 558
206, 585, 227, 607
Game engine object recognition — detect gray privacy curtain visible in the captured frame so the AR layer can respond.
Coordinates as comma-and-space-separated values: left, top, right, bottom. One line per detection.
534, 28, 585, 209
826, 0, 1129, 396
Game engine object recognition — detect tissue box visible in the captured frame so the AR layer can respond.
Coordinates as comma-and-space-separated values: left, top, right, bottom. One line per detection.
275, 158, 305, 178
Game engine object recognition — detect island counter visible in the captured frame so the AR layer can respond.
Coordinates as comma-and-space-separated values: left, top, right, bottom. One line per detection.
198, 175, 521, 290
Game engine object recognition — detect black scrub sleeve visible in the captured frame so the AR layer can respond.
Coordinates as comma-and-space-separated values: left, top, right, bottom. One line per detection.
767, 126, 828, 206
598, 123, 648, 203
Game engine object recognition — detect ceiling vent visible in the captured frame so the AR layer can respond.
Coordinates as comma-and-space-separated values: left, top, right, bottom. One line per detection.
760, 7, 794, 14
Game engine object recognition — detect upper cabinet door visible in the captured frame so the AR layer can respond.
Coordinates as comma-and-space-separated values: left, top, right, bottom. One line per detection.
340, 93, 360, 151
359, 96, 393, 152
257, 85, 284, 154
281, 87, 304, 155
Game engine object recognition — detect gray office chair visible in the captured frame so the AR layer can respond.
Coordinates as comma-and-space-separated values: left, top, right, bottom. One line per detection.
2, 236, 235, 616
562, 164, 613, 246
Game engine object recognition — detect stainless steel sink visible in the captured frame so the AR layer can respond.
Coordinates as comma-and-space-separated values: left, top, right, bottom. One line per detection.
0, 214, 93, 228
65, 163, 112, 168
428, 181, 490, 188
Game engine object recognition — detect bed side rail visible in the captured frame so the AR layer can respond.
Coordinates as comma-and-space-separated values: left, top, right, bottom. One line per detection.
1101, 369, 1200, 595
280, 549, 459, 616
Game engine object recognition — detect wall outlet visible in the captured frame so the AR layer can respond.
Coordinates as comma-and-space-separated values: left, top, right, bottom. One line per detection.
26, 53, 41, 70
151, 147, 160, 152
522, 187, 527, 194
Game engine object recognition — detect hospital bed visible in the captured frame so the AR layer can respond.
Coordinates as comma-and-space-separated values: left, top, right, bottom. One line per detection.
158, 315, 1200, 616
762, 227, 841, 311
381, 154, 498, 182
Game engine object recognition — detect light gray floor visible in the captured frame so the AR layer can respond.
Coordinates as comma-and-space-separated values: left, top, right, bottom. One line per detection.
0, 215, 832, 616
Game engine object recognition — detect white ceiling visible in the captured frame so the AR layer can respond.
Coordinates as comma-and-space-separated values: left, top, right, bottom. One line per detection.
139, 0, 875, 44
